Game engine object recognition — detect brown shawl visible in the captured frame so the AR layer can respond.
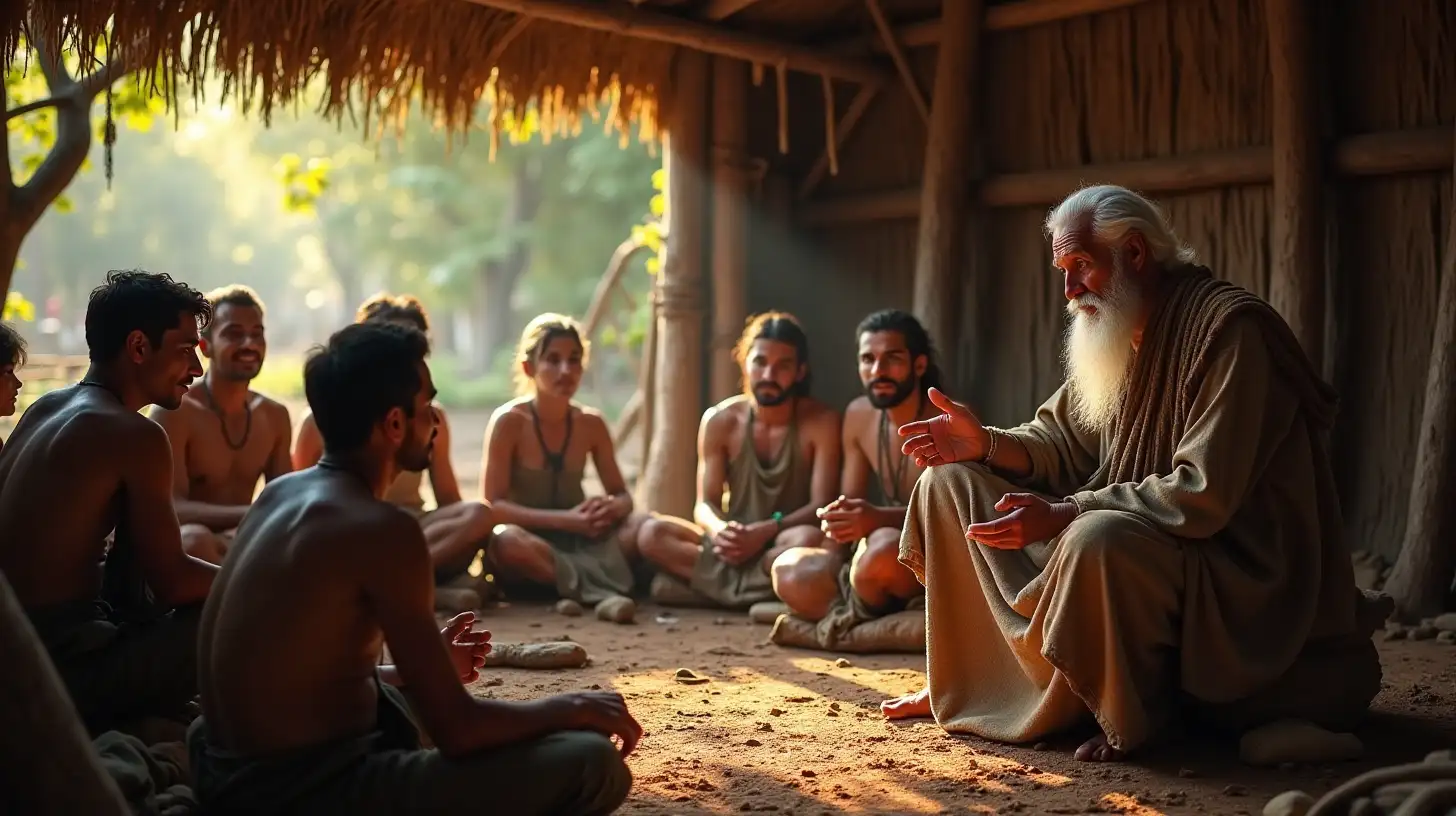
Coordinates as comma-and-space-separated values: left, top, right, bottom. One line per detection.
1088, 266, 1339, 490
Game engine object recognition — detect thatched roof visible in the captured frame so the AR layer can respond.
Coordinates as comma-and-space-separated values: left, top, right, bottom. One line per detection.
4, 1, 985, 142
4, 1, 698, 143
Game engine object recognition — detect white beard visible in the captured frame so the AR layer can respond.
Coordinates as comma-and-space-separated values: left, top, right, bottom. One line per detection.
1061, 259, 1143, 433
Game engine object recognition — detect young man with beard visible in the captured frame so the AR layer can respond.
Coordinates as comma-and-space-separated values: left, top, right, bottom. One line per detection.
0, 270, 218, 733
768, 310, 936, 651
189, 321, 637, 815
293, 294, 494, 612
637, 311, 840, 610
149, 285, 293, 564
881, 185, 1384, 763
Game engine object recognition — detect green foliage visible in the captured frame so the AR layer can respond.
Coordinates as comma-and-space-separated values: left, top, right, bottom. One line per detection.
3, 291, 35, 322
4, 39, 163, 213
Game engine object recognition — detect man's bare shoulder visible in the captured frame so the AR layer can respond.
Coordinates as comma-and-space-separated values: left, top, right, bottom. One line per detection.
705, 395, 749, 426
149, 391, 209, 423
843, 395, 876, 423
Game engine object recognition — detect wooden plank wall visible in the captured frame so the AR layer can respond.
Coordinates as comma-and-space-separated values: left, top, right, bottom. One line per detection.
739, 0, 1453, 560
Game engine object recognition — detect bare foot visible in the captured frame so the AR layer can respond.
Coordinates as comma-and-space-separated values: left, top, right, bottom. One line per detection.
1073, 733, 1125, 762
881, 687, 932, 720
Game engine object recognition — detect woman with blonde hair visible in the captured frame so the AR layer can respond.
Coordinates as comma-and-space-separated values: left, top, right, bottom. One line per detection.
293, 293, 494, 612
479, 313, 644, 623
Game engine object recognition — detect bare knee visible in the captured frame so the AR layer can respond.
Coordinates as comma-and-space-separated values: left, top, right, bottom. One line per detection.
851, 527, 918, 603
636, 517, 691, 566
465, 501, 494, 537
770, 546, 842, 621
489, 526, 553, 571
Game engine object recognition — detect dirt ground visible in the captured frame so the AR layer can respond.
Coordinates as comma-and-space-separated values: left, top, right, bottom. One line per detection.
462, 603, 1456, 816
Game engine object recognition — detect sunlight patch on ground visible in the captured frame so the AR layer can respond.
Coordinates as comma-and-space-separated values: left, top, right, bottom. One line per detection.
785, 655, 927, 697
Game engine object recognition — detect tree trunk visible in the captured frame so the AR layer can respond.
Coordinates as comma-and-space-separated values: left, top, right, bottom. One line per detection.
467, 156, 545, 372
0, 574, 130, 815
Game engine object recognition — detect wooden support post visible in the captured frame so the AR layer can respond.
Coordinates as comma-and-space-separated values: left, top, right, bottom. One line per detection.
1265, 0, 1324, 370
1384, 125, 1456, 621
461, 0, 890, 85
710, 57, 750, 402
640, 50, 709, 518
912, 0, 981, 346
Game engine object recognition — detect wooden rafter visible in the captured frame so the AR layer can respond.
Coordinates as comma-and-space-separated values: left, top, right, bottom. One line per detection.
865, 0, 929, 123
797, 126, 1456, 225
700, 0, 764, 21
833, 0, 1159, 53
797, 85, 880, 200
461, 0, 890, 85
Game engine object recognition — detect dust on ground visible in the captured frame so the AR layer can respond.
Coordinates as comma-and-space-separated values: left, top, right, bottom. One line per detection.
466, 603, 1456, 816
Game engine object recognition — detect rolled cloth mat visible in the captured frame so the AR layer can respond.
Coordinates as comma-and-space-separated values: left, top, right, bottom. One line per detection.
769, 608, 925, 654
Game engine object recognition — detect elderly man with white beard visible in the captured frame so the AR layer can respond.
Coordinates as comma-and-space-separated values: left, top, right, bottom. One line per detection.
879, 184, 1387, 762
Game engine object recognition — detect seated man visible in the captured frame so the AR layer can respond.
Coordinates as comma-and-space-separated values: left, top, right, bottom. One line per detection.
294, 294, 493, 610
0, 270, 219, 734
882, 185, 1384, 762
1, 321, 24, 446
149, 285, 292, 564
770, 310, 936, 652
637, 312, 839, 609
189, 321, 637, 815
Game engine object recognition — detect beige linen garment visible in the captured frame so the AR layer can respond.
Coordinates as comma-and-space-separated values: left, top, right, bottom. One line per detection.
900, 270, 1381, 753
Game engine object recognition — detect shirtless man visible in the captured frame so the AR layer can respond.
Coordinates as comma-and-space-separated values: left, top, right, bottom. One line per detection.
190, 321, 637, 814
0, 270, 218, 733
637, 312, 840, 610
1, 322, 24, 445
773, 310, 935, 625
294, 294, 493, 607
149, 285, 292, 564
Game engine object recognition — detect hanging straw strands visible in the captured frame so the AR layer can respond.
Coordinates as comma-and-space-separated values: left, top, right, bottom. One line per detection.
5, 0, 677, 148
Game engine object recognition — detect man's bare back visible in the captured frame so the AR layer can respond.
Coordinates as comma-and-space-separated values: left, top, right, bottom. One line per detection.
197, 466, 407, 755
150, 386, 291, 523
0, 385, 179, 607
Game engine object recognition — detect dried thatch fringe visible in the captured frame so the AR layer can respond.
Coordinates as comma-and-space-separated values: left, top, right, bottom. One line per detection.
6, 0, 675, 146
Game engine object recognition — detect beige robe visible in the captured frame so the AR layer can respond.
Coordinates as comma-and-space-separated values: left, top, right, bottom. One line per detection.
901, 314, 1383, 753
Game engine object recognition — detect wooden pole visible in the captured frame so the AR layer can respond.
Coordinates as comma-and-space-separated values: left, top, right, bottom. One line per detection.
796, 126, 1455, 225
1383, 124, 1456, 621
700, 0, 765, 21
640, 50, 709, 518
911, 0, 982, 344
460, 0, 890, 86
710, 57, 750, 403
1265, 0, 1324, 370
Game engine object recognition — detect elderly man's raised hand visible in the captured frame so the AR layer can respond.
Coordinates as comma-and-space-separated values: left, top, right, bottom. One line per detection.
898, 388, 990, 467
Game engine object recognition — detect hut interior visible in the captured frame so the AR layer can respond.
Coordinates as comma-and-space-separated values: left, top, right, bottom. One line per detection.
4, 0, 1454, 617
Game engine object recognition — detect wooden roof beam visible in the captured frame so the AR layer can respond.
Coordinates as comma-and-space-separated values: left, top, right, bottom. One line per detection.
699, 0, 765, 21
462, 0, 891, 86
796, 126, 1455, 225
831, 0, 1159, 53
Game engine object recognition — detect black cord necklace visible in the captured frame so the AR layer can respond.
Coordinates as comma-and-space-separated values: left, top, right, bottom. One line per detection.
876, 390, 923, 504
529, 402, 574, 507
202, 376, 252, 451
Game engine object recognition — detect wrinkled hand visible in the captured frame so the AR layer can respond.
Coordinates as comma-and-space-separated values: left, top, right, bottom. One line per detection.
899, 388, 991, 467
965, 494, 1079, 551
441, 612, 492, 684
713, 520, 774, 566
817, 496, 881, 544
559, 690, 644, 757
